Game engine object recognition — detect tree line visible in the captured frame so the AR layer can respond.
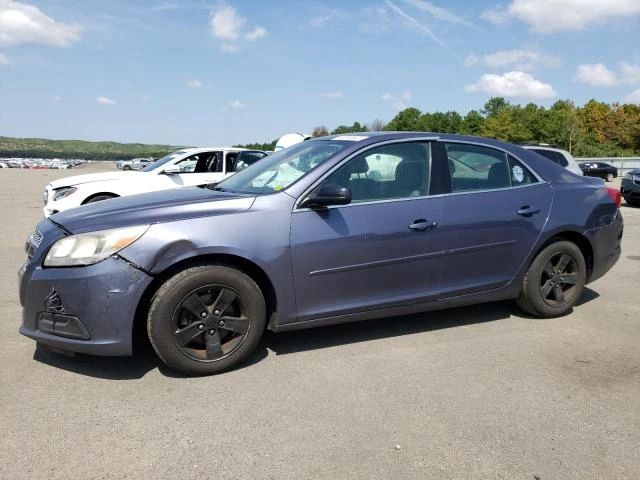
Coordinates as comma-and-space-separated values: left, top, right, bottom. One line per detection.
238, 97, 640, 158
2, 97, 639, 160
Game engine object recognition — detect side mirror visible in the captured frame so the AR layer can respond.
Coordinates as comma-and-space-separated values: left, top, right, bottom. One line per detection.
299, 184, 351, 209
163, 165, 181, 175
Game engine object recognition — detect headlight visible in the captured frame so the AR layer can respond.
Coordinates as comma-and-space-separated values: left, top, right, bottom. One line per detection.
44, 225, 149, 267
53, 186, 78, 202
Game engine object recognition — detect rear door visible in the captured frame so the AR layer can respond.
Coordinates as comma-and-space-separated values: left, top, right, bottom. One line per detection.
435, 141, 553, 297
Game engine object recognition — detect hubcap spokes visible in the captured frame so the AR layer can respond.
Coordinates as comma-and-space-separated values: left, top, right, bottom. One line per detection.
172, 286, 250, 361
539, 252, 578, 307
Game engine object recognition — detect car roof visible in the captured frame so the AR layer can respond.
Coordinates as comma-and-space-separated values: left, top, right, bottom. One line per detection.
178, 147, 252, 153
521, 145, 567, 153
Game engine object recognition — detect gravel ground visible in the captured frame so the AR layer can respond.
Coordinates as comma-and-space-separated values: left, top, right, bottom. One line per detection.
1, 166, 638, 480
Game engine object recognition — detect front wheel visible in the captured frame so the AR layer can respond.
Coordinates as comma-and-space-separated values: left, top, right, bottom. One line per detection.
148, 266, 266, 375
516, 241, 586, 318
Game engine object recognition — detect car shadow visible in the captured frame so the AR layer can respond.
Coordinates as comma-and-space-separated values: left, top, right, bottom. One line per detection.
31, 288, 601, 379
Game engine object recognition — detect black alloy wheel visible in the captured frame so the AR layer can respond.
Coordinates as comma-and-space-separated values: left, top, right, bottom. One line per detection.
148, 266, 266, 375
538, 252, 580, 308
172, 285, 250, 362
517, 240, 586, 318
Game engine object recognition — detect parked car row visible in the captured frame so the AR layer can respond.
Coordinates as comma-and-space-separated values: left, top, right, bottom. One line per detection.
0, 157, 87, 169
20, 132, 624, 376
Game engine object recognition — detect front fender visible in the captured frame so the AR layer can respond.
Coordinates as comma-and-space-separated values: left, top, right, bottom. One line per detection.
118, 209, 299, 324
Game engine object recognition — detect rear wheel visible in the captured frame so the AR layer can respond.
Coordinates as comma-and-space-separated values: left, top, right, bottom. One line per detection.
517, 241, 586, 318
605, 173, 614, 182
147, 266, 266, 375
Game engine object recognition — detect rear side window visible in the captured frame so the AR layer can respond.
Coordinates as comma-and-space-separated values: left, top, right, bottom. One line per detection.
444, 143, 537, 192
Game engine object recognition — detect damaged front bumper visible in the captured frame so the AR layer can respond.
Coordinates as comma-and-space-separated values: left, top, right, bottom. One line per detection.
19, 256, 153, 356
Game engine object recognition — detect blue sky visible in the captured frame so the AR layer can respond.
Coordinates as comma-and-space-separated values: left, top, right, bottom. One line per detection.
1, 0, 639, 146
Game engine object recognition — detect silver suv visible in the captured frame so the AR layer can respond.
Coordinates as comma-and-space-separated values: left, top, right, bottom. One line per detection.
522, 145, 583, 176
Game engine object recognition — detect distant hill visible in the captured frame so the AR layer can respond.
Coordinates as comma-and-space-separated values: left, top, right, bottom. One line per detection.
0, 136, 184, 161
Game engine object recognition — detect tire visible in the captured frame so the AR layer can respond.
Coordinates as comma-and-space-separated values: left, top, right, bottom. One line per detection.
84, 194, 117, 204
626, 199, 640, 208
123, 165, 131, 171
605, 173, 614, 182
147, 265, 266, 376
516, 240, 586, 318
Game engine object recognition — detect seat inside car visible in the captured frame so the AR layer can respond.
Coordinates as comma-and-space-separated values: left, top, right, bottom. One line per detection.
347, 156, 378, 200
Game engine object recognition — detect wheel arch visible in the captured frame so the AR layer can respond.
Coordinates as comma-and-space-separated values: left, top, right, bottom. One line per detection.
132, 253, 278, 351
82, 192, 120, 204
531, 230, 594, 281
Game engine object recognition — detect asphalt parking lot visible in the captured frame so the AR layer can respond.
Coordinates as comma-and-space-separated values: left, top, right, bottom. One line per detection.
1, 166, 639, 480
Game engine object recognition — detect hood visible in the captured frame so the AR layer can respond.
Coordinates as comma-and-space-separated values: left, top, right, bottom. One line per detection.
48, 170, 145, 188
627, 168, 640, 175
50, 187, 256, 234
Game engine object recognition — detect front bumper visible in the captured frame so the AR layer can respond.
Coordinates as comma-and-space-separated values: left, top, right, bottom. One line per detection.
19, 256, 153, 356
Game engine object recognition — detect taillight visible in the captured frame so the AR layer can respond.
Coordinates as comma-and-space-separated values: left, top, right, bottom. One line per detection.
605, 187, 621, 207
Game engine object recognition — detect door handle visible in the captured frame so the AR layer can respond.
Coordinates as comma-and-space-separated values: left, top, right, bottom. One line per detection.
408, 219, 438, 231
517, 206, 540, 216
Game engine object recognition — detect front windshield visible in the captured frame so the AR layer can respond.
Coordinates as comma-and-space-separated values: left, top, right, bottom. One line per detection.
213, 140, 349, 194
144, 149, 189, 171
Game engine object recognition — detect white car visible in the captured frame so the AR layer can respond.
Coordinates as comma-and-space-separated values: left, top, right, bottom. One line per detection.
43, 147, 267, 217
522, 145, 583, 176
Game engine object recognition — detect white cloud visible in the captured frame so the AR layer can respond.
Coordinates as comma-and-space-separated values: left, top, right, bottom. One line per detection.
185, 79, 203, 88
0, 0, 83, 47
220, 43, 239, 53
229, 100, 245, 109
574, 63, 618, 87
245, 26, 267, 41
0, 52, 8, 64
382, 90, 412, 110
210, 4, 245, 41
481, 0, 640, 33
480, 7, 510, 25
626, 88, 640, 104
309, 9, 348, 27
96, 96, 116, 106
465, 48, 561, 71
320, 92, 344, 99
52, 95, 61, 101
403, 0, 473, 27
620, 62, 640, 85
465, 71, 557, 98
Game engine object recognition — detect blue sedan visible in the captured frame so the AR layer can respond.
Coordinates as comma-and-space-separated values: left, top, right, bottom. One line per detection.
19, 133, 623, 375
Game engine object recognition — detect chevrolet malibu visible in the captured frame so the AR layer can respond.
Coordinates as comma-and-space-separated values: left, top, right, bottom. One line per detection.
19, 133, 623, 375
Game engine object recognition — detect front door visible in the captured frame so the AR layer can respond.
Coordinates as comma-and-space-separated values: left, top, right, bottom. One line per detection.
290, 141, 444, 322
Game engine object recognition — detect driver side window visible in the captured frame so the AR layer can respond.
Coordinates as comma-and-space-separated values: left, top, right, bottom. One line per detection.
319, 142, 431, 203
